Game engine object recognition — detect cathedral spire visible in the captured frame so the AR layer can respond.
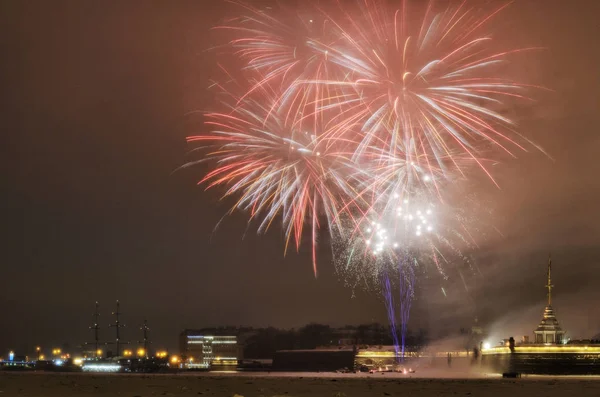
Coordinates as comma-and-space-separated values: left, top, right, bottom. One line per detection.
534, 255, 564, 344
546, 255, 553, 306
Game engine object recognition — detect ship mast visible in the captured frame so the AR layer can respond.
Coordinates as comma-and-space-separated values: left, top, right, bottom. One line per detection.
85, 301, 102, 356
139, 318, 150, 358
110, 300, 126, 356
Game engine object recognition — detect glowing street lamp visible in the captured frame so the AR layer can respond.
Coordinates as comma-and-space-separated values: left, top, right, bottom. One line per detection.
123, 350, 133, 357
96, 349, 103, 357
136, 348, 146, 358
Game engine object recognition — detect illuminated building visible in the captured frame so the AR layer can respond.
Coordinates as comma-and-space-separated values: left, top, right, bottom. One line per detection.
532, 258, 566, 344
482, 257, 600, 375
179, 329, 240, 369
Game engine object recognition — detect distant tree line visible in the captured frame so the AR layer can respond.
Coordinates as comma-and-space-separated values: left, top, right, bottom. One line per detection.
242, 323, 430, 359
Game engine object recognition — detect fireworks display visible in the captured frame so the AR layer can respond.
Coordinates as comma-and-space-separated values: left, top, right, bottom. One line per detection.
186, 0, 542, 357
186, 84, 365, 276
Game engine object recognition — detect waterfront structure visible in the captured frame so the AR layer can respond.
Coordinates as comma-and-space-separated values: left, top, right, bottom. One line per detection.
482, 257, 600, 375
353, 316, 485, 368
179, 328, 240, 369
273, 349, 355, 371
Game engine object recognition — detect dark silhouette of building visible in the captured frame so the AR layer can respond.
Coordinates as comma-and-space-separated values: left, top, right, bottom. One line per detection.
273, 349, 355, 371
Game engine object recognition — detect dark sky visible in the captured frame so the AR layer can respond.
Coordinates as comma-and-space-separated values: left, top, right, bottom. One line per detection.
1, 0, 599, 355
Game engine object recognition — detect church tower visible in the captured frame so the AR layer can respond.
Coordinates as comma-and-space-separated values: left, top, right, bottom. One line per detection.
533, 256, 566, 344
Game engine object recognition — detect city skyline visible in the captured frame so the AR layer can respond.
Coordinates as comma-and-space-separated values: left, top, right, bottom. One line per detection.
2, 254, 596, 355
2, 0, 600, 355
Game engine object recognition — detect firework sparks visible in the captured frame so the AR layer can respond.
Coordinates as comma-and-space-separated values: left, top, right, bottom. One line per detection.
301, 0, 543, 186
332, 189, 483, 359
186, 85, 367, 276
188, 1, 545, 359
363, 197, 436, 256
187, 0, 543, 279
213, 1, 345, 133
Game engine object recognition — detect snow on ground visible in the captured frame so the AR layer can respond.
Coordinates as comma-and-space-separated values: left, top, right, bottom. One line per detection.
1, 371, 600, 397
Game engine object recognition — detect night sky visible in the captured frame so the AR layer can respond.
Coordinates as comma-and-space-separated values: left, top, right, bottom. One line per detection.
1, 0, 599, 354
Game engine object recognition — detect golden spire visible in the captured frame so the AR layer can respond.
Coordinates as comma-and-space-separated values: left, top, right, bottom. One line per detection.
546, 255, 553, 306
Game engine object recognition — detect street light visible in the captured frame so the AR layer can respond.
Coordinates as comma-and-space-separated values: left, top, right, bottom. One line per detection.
137, 348, 146, 358
96, 349, 103, 357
